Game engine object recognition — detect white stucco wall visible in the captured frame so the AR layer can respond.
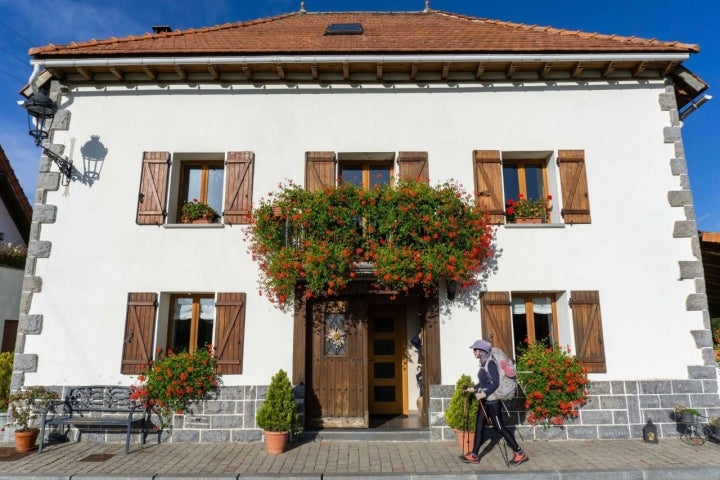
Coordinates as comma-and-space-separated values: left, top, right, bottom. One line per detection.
22, 79, 703, 389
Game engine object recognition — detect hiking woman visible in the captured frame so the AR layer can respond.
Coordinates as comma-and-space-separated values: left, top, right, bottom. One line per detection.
462, 339, 529, 465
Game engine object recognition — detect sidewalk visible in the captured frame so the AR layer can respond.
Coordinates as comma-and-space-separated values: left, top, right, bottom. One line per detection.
0, 436, 719, 479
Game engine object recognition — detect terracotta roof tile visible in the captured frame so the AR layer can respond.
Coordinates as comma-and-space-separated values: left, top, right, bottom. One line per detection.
29, 10, 699, 58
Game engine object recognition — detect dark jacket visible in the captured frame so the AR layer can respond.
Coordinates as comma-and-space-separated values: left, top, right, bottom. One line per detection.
474, 358, 500, 402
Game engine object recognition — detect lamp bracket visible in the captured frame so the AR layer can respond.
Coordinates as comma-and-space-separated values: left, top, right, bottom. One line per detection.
41, 146, 73, 186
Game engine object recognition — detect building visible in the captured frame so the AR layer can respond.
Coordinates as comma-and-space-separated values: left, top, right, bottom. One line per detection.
14, 7, 717, 444
0, 145, 32, 353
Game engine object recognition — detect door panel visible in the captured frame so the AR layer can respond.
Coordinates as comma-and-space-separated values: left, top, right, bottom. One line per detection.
307, 297, 368, 428
368, 306, 407, 415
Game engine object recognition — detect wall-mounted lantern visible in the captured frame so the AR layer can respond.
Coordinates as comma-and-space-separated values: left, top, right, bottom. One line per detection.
23, 91, 73, 186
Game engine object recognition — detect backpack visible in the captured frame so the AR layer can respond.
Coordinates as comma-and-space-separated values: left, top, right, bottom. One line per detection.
481, 348, 517, 401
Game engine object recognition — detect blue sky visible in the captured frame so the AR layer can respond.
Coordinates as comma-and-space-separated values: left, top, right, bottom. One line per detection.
0, 0, 717, 231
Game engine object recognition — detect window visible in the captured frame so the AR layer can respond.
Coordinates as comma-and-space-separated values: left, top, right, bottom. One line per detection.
503, 161, 548, 206
511, 294, 558, 354
168, 294, 215, 353
177, 162, 224, 223
338, 152, 394, 189
136, 151, 254, 225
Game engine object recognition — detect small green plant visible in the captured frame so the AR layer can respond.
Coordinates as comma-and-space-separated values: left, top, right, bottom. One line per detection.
130, 345, 219, 421
444, 374, 479, 431
0, 352, 13, 412
0, 243, 27, 269
7, 386, 58, 431
255, 369, 301, 434
180, 199, 219, 222
505, 194, 552, 221
516, 341, 589, 426
673, 402, 700, 416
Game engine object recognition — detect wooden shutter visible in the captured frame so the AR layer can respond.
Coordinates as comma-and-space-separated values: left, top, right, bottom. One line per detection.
121, 292, 157, 374
473, 150, 505, 224
557, 150, 591, 224
214, 292, 246, 375
397, 151, 429, 183
136, 152, 170, 225
481, 292, 514, 359
421, 293, 441, 387
305, 152, 336, 191
570, 290, 606, 373
224, 151, 254, 224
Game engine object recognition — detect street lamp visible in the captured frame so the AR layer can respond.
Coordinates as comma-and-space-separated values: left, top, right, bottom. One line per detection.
23, 91, 73, 186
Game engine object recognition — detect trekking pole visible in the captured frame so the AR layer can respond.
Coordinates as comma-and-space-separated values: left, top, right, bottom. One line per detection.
462, 391, 470, 454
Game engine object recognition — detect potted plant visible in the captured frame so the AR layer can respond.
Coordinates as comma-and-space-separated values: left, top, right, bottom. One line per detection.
180, 198, 220, 223
255, 369, 301, 454
0, 352, 13, 431
505, 194, 552, 223
673, 403, 700, 424
7, 386, 58, 451
444, 374, 479, 453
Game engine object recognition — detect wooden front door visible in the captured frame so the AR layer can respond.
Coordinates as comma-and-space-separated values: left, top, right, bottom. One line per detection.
1, 320, 18, 352
306, 297, 368, 428
368, 306, 407, 415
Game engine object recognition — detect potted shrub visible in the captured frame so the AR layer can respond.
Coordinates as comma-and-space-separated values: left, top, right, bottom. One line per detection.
673, 403, 700, 424
444, 374, 479, 453
7, 386, 58, 451
505, 194, 552, 223
255, 369, 301, 454
0, 352, 13, 431
180, 199, 219, 223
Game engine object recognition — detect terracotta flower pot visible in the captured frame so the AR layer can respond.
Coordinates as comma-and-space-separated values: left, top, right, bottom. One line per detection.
514, 217, 543, 224
454, 429, 475, 454
14, 429, 39, 452
263, 430, 289, 454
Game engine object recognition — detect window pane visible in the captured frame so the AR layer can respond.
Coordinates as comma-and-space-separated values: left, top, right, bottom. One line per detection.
369, 167, 391, 188
172, 297, 193, 351
532, 296, 553, 344
197, 298, 215, 349
341, 167, 364, 187
525, 165, 545, 201
503, 165, 519, 201
182, 167, 202, 204
511, 297, 527, 353
207, 167, 224, 214
374, 386, 396, 402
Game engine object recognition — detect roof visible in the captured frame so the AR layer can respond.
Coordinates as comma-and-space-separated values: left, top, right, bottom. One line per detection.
26, 10, 706, 108
30, 11, 698, 57
700, 231, 720, 318
0, 145, 33, 244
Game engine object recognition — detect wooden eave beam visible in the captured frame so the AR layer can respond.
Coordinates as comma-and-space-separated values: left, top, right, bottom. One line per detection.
174, 65, 187, 80
241, 64, 253, 80
208, 65, 220, 80
632, 61, 648, 77
475, 63, 485, 79
46, 68, 65, 80
109, 67, 124, 81
376, 64, 383, 81
539, 62, 552, 79
142, 66, 157, 81
311, 64, 319, 81
275, 63, 285, 80
661, 61, 677, 77
506, 62, 517, 79
411, 62, 420, 80
441, 62, 451, 80
602, 62, 615, 77
343, 62, 350, 81
77, 67, 93, 81
571, 62, 585, 78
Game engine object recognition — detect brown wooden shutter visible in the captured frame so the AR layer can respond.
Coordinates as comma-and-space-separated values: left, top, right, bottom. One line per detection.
557, 150, 591, 224
214, 292, 246, 375
570, 290, 606, 373
121, 292, 157, 374
397, 151, 429, 183
224, 151, 254, 224
136, 152, 170, 225
481, 292, 514, 359
421, 293, 441, 387
473, 150, 505, 224
305, 152, 336, 191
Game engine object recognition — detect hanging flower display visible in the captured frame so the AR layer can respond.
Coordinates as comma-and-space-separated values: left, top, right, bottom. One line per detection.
246, 179, 496, 308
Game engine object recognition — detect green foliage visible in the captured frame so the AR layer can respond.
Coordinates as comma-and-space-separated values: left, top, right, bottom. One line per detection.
256, 369, 301, 433
247, 180, 496, 307
444, 374, 478, 431
181, 199, 219, 222
505, 194, 552, 221
712, 317, 720, 363
7, 386, 58, 431
0, 243, 27, 269
673, 402, 700, 416
0, 352, 13, 411
516, 341, 589, 426
130, 345, 219, 420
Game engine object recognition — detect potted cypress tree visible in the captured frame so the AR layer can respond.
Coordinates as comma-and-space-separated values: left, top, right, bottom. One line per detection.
255, 369, 301, 454
445, 374, 479, 454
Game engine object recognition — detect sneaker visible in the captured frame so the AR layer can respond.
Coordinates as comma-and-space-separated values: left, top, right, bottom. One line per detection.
461, 452, 480, 464
510, 451, 529, 465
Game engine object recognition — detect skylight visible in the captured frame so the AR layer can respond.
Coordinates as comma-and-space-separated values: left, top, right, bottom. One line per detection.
325, 23, 364, 36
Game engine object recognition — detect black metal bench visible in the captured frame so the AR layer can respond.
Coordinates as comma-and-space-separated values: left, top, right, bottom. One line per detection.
39, 386, 158, 454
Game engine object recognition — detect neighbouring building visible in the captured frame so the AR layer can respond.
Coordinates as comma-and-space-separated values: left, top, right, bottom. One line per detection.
14, 7, 717, 445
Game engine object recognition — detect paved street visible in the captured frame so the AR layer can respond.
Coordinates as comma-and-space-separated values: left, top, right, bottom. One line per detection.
0, 436, 719, 479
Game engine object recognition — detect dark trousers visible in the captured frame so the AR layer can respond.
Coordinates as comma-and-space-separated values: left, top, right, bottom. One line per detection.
471, 400, 521, 454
